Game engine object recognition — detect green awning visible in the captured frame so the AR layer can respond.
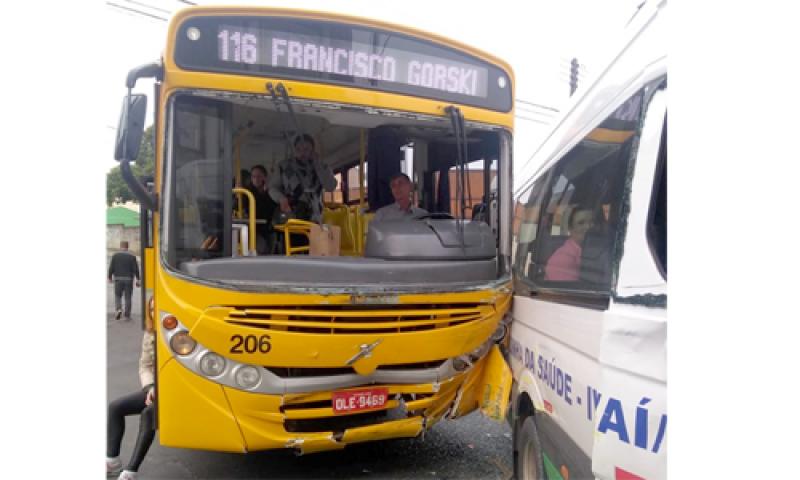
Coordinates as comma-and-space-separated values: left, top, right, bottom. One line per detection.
106, 206, 140, 227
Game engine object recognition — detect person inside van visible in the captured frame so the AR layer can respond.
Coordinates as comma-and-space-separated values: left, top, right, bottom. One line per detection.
544, 205, 595, 281
373, 173, 428, 221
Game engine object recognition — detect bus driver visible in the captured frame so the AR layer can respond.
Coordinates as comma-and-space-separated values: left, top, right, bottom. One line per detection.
373, 173, 428, 221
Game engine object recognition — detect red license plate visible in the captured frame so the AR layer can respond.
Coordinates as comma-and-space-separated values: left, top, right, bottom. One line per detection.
331, 387, 389, 414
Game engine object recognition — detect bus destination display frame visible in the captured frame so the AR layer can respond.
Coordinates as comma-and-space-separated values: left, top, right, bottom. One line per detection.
173, 15, 513, 112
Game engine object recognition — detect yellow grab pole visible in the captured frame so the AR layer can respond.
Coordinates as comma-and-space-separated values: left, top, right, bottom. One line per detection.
232, 188, 256, 253
359, 129, 366, 210
357, 129, 367, 253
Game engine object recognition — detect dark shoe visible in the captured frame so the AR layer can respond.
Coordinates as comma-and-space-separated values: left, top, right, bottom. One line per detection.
123, 316, 132, 322
114, 310, 122, 320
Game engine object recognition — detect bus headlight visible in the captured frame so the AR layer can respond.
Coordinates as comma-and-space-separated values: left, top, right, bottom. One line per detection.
199, 352, 226, 377
170, 331, 197, 356
490, 323, 508, 343
234, 365, 261, 389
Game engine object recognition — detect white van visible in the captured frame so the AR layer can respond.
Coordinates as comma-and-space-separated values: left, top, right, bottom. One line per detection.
508, 1, 666, 479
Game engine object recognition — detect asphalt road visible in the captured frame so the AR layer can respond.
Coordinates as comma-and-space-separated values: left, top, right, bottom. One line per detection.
106, 265, 513, 479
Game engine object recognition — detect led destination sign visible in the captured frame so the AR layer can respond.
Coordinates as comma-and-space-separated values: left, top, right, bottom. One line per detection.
174, 16, 512, 111
217, 27, 487, 97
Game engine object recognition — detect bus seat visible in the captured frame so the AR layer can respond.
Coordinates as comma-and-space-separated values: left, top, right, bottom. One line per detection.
322, 206, 357, 256
359, 212, 375, 255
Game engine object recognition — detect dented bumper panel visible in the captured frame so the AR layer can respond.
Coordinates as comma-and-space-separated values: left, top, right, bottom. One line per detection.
158, 353, 501, 454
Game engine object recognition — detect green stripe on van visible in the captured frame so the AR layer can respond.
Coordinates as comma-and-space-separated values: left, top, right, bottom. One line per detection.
543, 453, 564, 480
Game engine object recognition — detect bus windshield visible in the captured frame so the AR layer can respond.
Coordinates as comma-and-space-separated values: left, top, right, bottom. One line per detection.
161, 92, 507, 289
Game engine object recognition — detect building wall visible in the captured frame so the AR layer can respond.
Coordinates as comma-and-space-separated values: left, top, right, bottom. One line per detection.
107, 225, 141, 254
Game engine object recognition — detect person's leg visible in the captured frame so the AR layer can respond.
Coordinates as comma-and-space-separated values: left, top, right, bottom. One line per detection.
114, 280, 124, 316
122, 280, 133, 318
255, 233, 267, 255
107, 390, 148, 457
124, 405, 157, 472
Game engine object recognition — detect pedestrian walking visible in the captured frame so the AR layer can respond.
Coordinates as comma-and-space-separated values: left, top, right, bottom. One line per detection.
108, 240, 140, 321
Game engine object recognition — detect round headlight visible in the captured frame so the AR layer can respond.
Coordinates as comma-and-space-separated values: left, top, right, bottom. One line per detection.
170, 331, 196, 356
199, 352, 226, 377
234, 365, 261, 389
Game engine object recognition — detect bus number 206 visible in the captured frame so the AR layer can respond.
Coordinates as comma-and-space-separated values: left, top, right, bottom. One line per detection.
229, 334, 272, 354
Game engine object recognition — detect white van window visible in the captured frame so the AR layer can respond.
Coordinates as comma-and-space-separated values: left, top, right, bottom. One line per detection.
512, 175, 548, 279
648, 116, 667, 277
532, 91, 644, 293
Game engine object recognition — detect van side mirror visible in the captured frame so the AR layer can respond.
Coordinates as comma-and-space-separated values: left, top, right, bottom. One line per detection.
114, 94, 147, 162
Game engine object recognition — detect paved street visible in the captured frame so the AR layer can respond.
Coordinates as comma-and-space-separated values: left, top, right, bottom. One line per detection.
106, 259, 513, 479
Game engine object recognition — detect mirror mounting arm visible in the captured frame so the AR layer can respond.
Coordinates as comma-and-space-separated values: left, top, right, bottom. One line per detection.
120, 158, 157, 212
117, 60, 162, 212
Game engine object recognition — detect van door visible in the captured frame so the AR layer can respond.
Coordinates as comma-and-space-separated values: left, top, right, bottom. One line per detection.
590, 83, 667, 480
510, 86, 648, 479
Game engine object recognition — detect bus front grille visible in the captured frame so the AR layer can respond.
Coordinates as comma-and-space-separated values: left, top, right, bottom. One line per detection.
223, 304, 490, 334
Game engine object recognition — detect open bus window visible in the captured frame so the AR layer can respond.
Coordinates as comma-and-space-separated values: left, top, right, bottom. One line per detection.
162, 92, 507, 286
432, 159, 497, 220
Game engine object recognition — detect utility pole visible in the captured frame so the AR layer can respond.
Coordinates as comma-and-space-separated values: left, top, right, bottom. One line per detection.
569, 57, 579, 96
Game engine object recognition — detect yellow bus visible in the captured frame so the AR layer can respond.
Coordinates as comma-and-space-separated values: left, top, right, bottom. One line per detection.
115, 5, 515, 455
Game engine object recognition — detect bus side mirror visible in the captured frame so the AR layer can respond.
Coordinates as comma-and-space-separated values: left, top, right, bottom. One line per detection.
114, 94, 147, 162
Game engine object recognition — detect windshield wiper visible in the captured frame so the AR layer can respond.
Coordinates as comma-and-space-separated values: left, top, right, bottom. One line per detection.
445, 105, 468, 249
266, 81, 303, 150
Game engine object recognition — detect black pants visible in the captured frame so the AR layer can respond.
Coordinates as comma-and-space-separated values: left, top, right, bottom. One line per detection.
107, 389, 156, 472
113, 279, 134, 317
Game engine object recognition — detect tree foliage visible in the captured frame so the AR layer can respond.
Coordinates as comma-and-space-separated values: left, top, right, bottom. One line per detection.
106, 125, 156, 206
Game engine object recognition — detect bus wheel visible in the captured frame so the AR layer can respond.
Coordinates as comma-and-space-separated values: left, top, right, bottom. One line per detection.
514, 416, 545, 480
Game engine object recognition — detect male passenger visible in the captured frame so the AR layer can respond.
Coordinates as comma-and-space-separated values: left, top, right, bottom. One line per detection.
108, 241, 140, 321
373, 173, 428, 222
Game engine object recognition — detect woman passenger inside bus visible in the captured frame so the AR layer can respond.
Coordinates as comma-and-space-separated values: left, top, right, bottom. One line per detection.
269, 134, 337, 224
544, 205, 595, 281
268, 134, 337, 252
106, 320, 157, 480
